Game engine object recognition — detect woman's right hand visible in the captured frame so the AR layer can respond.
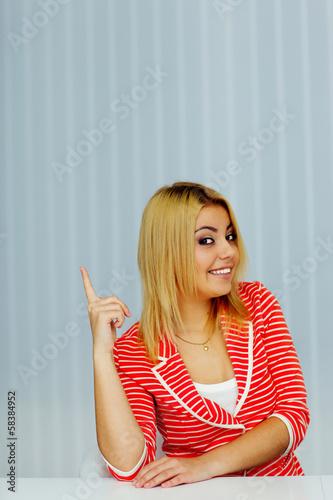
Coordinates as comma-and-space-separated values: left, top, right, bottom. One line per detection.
80, 266, 132, 356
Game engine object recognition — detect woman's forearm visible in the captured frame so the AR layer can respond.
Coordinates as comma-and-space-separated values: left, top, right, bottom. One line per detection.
200, 416, 290, 477
93, 353, 145, 472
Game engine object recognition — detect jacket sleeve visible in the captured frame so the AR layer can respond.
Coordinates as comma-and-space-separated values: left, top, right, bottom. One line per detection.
103, 342, 157, 481
256, 282, 310, 462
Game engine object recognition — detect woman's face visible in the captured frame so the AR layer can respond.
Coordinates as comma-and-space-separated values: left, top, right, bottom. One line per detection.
194, 205, 240, 300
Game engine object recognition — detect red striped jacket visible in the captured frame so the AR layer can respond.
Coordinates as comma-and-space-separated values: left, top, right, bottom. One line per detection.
106, 281, 310, 480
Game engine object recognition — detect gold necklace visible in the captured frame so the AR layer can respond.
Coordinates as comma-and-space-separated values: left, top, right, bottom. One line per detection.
175, 330, 215, 351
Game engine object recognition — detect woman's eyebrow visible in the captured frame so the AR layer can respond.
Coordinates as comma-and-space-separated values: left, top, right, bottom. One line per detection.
195, 225, 217, 233
195, 222, 233, 233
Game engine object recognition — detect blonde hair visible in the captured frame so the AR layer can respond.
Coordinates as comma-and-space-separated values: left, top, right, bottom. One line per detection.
137, 182, 250, 364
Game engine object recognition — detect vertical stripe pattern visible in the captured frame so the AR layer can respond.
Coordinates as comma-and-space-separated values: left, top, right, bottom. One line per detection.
0, 0, 331, 478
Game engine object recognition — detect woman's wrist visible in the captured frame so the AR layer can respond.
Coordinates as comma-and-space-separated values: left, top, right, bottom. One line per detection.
93, 348, 115, 365
195, 449, 229, 479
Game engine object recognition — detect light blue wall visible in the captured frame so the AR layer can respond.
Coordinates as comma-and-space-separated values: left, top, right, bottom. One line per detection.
1, 0, 332, 477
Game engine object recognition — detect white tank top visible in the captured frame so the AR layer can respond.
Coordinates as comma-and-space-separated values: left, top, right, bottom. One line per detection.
193, 377, 238, 415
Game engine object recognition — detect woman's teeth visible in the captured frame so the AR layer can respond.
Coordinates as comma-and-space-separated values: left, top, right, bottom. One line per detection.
209, 268, 231, 275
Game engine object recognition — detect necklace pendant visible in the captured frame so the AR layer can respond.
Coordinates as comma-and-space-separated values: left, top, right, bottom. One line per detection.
203, 345, 209, 351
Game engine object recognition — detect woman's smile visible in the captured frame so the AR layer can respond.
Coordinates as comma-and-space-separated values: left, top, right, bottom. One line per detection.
194, 205, 239, 299
208, 266, 232, 277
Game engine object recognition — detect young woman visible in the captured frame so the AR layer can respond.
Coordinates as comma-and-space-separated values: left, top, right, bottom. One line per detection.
80, 182, 310, 489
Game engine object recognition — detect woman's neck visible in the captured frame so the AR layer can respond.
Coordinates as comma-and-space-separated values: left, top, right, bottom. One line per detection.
177, 295, 213, 338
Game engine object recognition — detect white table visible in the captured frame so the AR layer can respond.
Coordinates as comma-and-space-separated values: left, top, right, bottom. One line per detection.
321, 476, 333, 499
1, 476, 332, 500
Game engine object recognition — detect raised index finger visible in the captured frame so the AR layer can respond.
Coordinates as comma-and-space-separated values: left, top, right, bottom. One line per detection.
80, 266, 98, 304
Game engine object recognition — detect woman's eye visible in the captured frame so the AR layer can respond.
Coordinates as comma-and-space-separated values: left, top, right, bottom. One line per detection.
226, 233, 237, 241
199, 237, 214, 245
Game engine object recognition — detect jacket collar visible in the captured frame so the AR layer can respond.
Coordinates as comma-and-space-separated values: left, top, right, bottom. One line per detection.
151, 322, 253, 429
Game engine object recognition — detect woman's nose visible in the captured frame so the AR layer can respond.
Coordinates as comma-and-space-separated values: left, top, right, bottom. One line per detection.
217, 238, 235, 259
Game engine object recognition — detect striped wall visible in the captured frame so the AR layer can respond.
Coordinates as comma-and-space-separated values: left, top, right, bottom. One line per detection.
1, 0, 332, 477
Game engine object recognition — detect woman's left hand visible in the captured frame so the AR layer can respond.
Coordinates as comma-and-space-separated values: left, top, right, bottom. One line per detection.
132, 455, 213, 488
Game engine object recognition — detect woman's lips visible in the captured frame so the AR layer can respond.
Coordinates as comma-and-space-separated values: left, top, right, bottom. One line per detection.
208, 267, 232, 279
